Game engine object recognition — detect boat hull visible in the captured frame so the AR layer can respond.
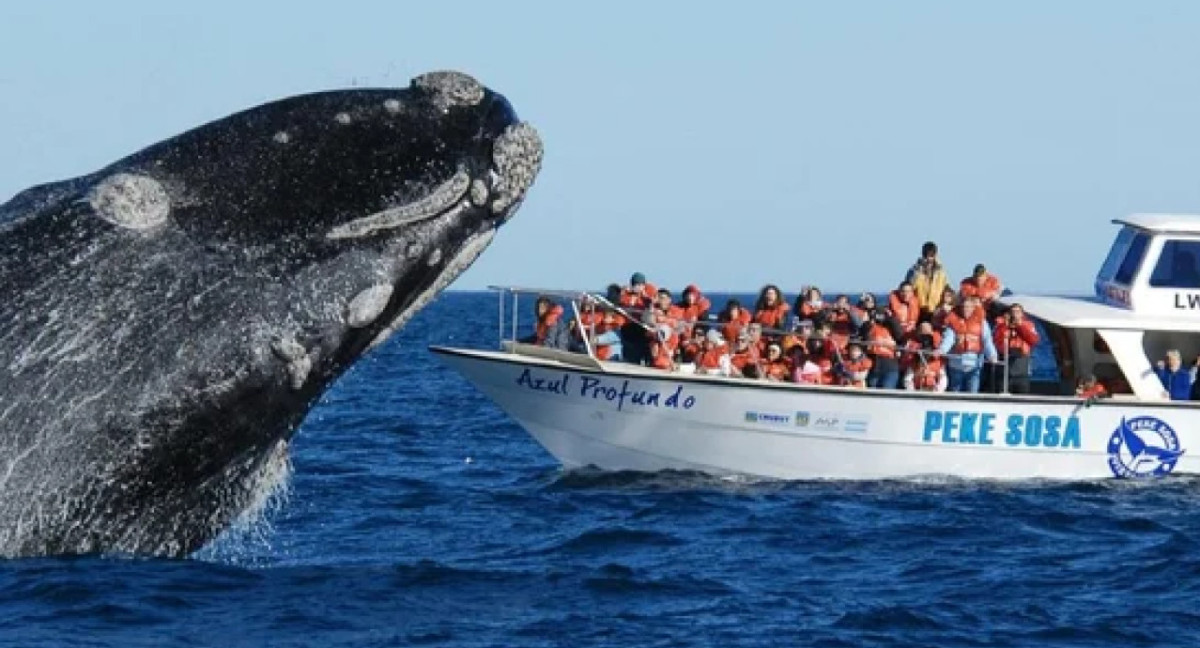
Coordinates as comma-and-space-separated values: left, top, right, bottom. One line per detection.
432, 346, 1199, 481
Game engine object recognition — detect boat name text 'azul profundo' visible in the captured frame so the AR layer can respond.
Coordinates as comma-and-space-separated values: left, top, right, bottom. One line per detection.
923, 411, 1081, 448
515, 368, 696, 412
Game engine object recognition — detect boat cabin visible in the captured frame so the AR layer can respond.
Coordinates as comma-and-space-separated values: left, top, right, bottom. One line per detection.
1005, 214, 1200, 400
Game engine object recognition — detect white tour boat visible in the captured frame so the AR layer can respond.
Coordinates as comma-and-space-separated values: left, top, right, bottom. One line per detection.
432, 214, 1200, 480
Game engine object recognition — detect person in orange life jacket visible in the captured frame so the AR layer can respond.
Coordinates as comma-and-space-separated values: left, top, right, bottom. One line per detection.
931, 287, 956, 330
888, 281, 921, 333
804, 332, 836, 385
990, 303, 1039, 394
587, 309, 625, 361
826, 294, 863, 350
859, 305, 904, 389
838, 342, 873, 388
648, 324, 680, 371
619, 272, 657, 311
903, 328, 947, 392
796, 286, 824, 322
781, 319, 813, 355
678, 285, 712, 327
1154, 349, 1197, 401
959, 264, 1004, 311
677, 325, 707, 369
905, 241, 949, 317
717, 299, 752, 343
763, 343, 791, 382
696, 329, 733, 376
1076, 374, 1110, 400
753, 284, 790, 329
730, 332, 762, 378
520, 296, 566, 346
937, 296, 999, 393
649, 288, 685, 330
853, 292, 877, 322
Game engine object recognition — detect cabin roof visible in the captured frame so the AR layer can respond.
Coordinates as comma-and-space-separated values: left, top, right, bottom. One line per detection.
1114, 213, 1200, 236
1004, 293, 1200, 333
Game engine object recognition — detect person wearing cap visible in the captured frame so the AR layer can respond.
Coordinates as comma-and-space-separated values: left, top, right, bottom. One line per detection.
959, 264, 1004, 311
696, 329, 733, 377
619, 272, 657, 311
905, 241, 949, 317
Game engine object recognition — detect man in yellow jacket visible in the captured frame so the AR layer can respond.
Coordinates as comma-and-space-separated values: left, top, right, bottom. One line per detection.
905, 241, 948, 317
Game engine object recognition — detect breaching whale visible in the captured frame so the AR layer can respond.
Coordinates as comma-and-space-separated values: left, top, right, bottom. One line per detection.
0, 71, 542, 557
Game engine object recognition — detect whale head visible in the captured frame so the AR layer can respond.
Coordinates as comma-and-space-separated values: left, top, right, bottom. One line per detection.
0, 70, 542, 556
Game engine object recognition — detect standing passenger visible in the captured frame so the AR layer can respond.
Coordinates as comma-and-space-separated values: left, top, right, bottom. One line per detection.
888, 281, 921, 333
937, 296, 999, 393
905, 241, 948, 317
1155, 350, 1197, 401
991, 303, 1039, 394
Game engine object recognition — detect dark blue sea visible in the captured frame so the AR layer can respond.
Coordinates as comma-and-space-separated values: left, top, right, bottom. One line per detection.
4, 292, 1200, 647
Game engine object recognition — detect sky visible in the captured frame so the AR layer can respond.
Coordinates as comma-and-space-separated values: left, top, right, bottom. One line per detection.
2, 2, 1200, 297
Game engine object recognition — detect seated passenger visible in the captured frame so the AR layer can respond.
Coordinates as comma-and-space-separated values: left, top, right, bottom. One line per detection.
762, 343, 791, 382
838, 343, 872, 389
589, 310, 625, 361
937, 296, 999, 393
1154, 349, 1197, 401
796, 286, 824, 322
888, 281, 921, 333
717, 299, 752, 342
648, 324, 679, 371
903, 329, 946, 392
781, 319, 812, 354
789, 347, 823, 385
522, 296, 565, 345
696, 329, 733, 376
826, 295, 862, 350
619, 272, 657, 311
678, 285, 712, 327
678, 325, 706, 366
745, 322, 768, 357
1076, 374, 1110, 400
753, 284, 791, 330
649, 288, 685, 329
959, 264, 1003, 309
804, 335, 836, 385
730, 333, 761, 378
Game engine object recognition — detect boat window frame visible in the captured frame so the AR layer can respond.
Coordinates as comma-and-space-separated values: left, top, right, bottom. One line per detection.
1148, 238, 1200, 288
1113, 231, 1150, 285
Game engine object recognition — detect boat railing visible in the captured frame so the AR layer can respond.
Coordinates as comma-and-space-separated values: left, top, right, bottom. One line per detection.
488, 285, 1020, 393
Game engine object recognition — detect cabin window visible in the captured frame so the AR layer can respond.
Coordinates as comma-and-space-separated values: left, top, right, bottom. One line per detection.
1097, 226, 1136, 282
1113, 232, 1149, 285
1149, 239, 1200, 288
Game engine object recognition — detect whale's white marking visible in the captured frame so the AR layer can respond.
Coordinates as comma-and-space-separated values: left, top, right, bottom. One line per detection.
367, 229, 496, 352
87, 173, 171, 231
383, 99, 402, 114
490, 122, 543, 215
427, 248, 442, 266
334, 112, 352, 125
470, 179, 489, 206
326, 170, 471, 240
412, 71, 484, 110
346, 284, 394, 328
272, 131, 291, 144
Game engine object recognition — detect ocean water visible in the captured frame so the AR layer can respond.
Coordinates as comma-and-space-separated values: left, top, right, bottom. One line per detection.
3, 291, 1198, 648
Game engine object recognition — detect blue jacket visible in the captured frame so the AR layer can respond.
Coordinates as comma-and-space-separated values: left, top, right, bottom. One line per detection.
1156, 366, 1196, 401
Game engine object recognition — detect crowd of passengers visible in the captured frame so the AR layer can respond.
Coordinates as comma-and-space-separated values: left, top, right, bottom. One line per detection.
524, 241, 1200, 401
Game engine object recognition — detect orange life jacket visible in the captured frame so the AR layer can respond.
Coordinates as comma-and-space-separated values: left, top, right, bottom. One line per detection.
696, 347, 727, 371
650, 332, 679, 370
889, 292, 921, 332
764, 358, 791, 381
720, 311, 751, 343
960, 275, 1002, 303
840, 356, 873, 388
867, 324, 897, 359
753, 303, 790, 330
619, 283, 657, 310
679, 287, 712, 323
828, 310, 854, 350
535, 304, 564, 343
945, 312, 984, 354
993, 319, 1039, 357
730, 349, 758, 374
1077, 382, 1108, 399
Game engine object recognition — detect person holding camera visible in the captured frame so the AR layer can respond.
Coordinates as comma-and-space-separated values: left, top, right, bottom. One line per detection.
990, 303, 1039, 394
861, 304, 904, 389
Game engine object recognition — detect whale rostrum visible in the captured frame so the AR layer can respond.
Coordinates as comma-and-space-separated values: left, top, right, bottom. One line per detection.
0, 70, 542, 557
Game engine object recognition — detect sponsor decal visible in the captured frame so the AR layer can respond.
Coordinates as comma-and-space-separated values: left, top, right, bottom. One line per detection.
921, 410, 1081, 448
1107, 416, 1184, 479
745, 411, 791, 425
795, 411, 868, 433
515, 368, 697, 412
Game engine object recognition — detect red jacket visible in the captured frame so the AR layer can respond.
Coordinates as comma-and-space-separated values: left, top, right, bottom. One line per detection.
993, 318, 1039, 357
